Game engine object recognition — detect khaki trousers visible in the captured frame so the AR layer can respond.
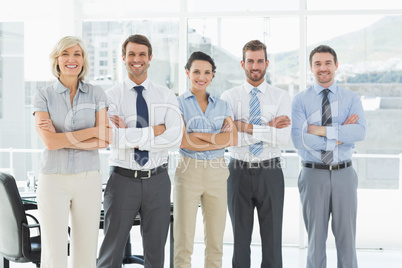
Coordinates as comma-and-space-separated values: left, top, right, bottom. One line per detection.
37, 171, 102, 268
173, 156, 229, 268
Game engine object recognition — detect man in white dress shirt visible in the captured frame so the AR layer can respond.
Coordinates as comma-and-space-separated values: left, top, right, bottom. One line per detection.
221, 40, 291, 268
97, 34, 182, 268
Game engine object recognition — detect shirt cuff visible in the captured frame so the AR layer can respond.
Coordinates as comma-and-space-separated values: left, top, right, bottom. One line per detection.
252, 125, 270, 141
138, 127, 154, 151
326, 126, 338, 141
114, 127, 151, 149
325, 138, 337, 151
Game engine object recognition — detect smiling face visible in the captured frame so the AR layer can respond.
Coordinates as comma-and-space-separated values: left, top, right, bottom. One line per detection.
241, 49, 269, 87
310, 52, 339, 88
57, 44, 83, 79
186, 60, 214, 93
123, 42, 152, 84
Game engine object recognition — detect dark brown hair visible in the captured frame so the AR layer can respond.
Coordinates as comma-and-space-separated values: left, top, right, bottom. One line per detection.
309, 45, 338, 66
122, 34, 152, 58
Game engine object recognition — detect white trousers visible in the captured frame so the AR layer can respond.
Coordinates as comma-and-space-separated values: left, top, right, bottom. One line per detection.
37, 171, 102, 268
173, 156, 229, 268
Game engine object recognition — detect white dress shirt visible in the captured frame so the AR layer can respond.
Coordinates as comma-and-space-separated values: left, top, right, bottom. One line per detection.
107, 77, 183, 170
221, 80, 291, 162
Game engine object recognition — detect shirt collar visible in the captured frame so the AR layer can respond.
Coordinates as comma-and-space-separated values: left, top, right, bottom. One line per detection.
125, 76, 150, 91
313, 81, 338, 95
53, 79, 87, 94
183, 89, 216, 103
243, 80, 267, 94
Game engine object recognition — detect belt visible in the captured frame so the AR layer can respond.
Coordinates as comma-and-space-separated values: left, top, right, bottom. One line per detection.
302, 161, 352, 171
233, 157, 281, 169
110, 164, 167, 179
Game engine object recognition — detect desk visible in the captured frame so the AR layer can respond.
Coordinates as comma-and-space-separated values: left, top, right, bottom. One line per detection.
20, 192, 174, 268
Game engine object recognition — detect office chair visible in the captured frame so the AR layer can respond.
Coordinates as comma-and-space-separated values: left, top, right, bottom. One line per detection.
0, 172, 41, 268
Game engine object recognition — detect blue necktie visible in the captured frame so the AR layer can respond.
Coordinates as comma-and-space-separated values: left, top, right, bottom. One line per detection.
321, 89, 333, 164
249, 87, 263, 156
134, 85, 149, 166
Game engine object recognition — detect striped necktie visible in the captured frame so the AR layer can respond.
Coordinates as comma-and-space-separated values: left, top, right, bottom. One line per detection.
321, 89, 333, 164
134, 85, 149, 166
249, 87, 263, 156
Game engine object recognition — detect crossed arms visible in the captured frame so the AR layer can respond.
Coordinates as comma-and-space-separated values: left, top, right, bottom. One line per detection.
291, 94, 366, 152
34, 108, 112, 150
234, 115, 292, 147
180, 116, 238, 151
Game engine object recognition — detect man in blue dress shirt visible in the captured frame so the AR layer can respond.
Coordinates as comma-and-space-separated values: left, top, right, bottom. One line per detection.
291, 45, 367, 268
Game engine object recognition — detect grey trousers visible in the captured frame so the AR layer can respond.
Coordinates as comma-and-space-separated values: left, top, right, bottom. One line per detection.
97, 169, 171, 268
298, 165, 358, 268
227, 158, 284, 268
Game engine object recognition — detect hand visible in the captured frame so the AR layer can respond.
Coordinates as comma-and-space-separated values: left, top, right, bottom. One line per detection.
343, 114, 359, 125
97, 124, 113, 143
153, 124, 166, 136
220, 122, 233, 133
109, 115, 127, 128
268, 115, 291, 129
38, 119, 56, 133
307, 125, 326, 137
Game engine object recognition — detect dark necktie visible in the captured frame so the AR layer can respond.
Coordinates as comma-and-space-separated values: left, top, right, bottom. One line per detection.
321, 89, 333, 164
134, 85, 149, 166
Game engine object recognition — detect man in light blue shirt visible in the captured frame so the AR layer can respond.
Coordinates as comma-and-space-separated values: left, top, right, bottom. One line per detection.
291, 45, 367, 268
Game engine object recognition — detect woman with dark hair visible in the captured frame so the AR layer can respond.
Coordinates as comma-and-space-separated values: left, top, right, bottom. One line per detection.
174, 51, 238, 268
33, 36, 112, 268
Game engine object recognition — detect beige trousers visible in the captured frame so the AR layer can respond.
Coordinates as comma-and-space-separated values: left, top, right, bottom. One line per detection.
173, 156, 229, 268
37, 171, 102, 268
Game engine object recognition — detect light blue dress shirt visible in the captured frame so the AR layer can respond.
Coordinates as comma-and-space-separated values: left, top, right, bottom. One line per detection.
178, 90, 231, 160
33, 80, 107, 174
291, 82, 367, 163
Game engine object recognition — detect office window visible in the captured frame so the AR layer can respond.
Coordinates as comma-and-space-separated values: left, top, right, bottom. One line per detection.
83, 20, 179, 92
188, 17, 300, 98
308, 0, 402, 10
0, 22, 29, 179
188, 0, 299, 12
82, 0, 180, 15
306, 15, 402, 188
0, 48, 2, 119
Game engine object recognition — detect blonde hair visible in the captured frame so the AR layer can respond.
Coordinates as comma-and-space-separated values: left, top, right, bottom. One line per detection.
50, 36, 90, 81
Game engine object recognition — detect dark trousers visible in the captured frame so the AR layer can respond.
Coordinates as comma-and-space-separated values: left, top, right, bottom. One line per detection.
97, 169, 171, 268
227, 158, 284, 268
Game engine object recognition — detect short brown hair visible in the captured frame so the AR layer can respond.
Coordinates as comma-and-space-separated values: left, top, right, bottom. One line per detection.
242, 40, 267, 62
121, 34, 152, 58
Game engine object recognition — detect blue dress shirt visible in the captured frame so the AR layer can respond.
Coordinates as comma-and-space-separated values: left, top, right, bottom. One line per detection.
33, 80, 107, 173
291, 82, 367, 163
178, 90, 231, 160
